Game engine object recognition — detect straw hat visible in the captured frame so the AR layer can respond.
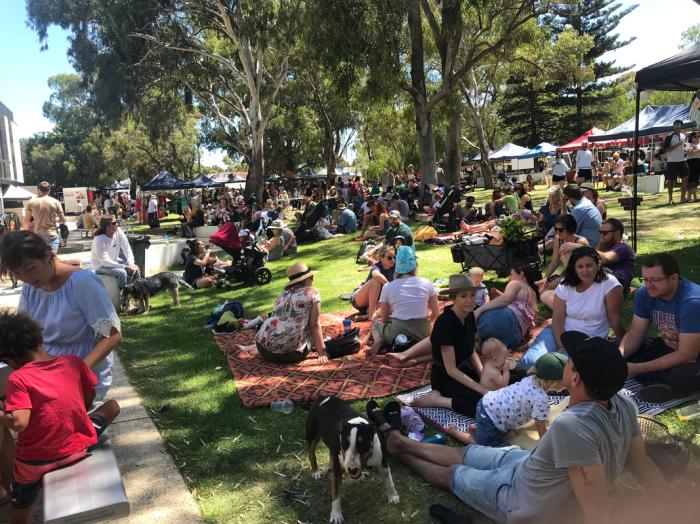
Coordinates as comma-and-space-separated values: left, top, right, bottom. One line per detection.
438, 274, 480, 297
285, 261, 315, 288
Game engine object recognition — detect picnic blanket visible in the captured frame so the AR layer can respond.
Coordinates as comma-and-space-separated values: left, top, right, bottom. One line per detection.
396, 378, 698, 442
214, 312, 431, 408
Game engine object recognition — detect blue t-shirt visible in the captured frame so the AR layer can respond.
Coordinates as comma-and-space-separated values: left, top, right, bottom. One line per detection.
538, 204, 560, 232
571, 197, 602, 247
364, 262, 394, 284
633, 277, 700, 351
337, 209, 358, 232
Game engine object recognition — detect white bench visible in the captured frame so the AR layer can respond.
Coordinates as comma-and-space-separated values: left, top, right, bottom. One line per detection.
43, 441, 130, 523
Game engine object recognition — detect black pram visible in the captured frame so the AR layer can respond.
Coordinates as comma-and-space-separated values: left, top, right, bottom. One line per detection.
431, 187, 461, 233
294, 199, 330, 244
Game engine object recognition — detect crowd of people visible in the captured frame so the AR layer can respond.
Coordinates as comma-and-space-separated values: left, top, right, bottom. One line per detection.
0, 163, 698, 524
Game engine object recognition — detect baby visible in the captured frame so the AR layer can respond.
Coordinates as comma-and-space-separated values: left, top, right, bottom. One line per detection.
450, 352, 568, 447
479, 338, 511, 391
468, 266, 490, 308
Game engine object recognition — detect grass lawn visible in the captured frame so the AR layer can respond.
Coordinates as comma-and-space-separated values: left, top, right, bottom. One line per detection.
116, 186, 700, 523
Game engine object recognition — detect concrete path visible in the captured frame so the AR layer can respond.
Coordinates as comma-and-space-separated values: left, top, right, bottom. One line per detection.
0, 280, 202, 523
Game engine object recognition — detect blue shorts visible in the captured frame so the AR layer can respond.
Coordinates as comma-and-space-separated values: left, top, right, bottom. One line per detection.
475, 399, 506, 447
451, 445, 529, 523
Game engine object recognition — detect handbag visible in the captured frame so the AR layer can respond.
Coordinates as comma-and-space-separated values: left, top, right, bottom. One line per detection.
324, 328, 362, 359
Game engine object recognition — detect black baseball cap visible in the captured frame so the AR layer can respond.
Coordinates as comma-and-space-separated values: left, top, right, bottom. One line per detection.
560, 331, 627, 399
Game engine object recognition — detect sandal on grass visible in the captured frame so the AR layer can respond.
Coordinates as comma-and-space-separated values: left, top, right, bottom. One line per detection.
366, 400, 394, 439
383, 401, 404, 434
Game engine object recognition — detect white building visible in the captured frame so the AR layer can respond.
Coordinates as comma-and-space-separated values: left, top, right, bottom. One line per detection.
0, 100, 24, 183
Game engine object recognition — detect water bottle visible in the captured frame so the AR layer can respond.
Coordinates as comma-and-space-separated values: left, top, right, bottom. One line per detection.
394, 334, 408, 346
163, 233, 170, 245
271, 399, 293, 415
342, 318, 353, 334
421, 433, 446, 444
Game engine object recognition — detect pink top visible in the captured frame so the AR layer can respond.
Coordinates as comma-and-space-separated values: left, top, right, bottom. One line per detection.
507, 286, 536, 337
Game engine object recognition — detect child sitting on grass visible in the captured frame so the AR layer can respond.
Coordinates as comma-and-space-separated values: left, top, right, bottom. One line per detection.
468, 267, 490, 308
478, 338, 512, 391
0, 312, 120, 523
448, 352, 567, 447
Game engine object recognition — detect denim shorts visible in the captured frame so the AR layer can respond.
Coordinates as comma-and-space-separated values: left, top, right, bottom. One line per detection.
451, 445, 529, 523
475, 399, 506, 447
476, 308, 522, 348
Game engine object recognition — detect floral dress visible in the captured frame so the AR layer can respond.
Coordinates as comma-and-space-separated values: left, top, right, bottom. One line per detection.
255, 286, 320, 356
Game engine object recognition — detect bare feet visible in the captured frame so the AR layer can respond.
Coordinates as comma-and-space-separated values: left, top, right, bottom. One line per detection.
385, 353, 419, 368
405, 389, 444, 408
446, 424, 476, 445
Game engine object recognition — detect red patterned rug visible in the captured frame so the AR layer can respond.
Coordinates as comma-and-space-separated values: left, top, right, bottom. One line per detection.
214, 312, 432, 408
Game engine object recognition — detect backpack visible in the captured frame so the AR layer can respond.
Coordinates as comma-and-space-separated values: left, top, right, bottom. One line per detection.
356, 239, 377, 264
658, 134, 674, 154
325, 327, 362, 359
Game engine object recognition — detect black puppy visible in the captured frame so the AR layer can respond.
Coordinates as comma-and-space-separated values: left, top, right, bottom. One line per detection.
306, 396, 399, 524
120, 272, 192, 313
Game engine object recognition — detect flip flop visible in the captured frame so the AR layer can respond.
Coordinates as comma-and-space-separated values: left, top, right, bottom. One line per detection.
338, 293, 352, 301
383, 401, 404, 433
366, 400, 395, 439
637, 384, 687, 404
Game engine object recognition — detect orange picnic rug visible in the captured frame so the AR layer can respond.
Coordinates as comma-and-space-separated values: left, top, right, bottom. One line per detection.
213, 312, 432, 408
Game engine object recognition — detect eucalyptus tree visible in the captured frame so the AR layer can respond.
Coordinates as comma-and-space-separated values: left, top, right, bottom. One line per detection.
26, 0, 302, 199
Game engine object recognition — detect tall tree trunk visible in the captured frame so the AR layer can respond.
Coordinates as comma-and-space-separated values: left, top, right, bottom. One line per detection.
324, 127, 337, 186
575, 84, 583, 135
246, 129, 265, 201
416, 107, 437, 195
407, 0, 436, 202
445, 92, 462, 186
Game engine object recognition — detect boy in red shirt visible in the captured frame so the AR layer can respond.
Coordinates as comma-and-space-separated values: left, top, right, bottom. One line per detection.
0, 312, 120, 523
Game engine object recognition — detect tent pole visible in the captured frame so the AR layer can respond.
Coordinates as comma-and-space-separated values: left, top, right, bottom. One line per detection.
632, 87, 641, 253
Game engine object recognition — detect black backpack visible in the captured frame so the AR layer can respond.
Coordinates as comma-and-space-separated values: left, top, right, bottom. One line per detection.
325, 328, 362, 359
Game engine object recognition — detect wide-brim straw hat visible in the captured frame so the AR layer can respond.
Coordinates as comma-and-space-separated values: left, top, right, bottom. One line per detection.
438, 274, 480, 296
286, 261, 316, 288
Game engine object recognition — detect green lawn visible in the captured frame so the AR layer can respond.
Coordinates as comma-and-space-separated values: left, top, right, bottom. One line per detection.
116, 186, 700, 524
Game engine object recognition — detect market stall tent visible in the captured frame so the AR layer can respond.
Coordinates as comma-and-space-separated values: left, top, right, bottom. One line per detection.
141, 170, 193, 190
490, 143, 531, 160
558, 128, 610, 151
520, 142, 559, 158
191, 174, 224, 188
588, 104, 693, 141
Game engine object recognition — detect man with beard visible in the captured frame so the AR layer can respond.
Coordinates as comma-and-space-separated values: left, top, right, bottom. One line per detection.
621, 253, 700, 393
596, 218, 635, 293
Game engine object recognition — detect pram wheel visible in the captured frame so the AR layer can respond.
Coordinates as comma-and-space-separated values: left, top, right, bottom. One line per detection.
255, 267, 272, 285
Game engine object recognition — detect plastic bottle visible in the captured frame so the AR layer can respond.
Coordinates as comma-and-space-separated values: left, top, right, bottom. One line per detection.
342, 318, 353, 334
271, 399, 294, 414
677, 401, 700, 421
163, 233, 170, 245
394, 334, 408, 346
421, 433, 446, 444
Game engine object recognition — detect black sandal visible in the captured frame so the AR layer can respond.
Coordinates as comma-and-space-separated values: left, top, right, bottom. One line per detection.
383, 401, 404, 433
366, 400, 394, 439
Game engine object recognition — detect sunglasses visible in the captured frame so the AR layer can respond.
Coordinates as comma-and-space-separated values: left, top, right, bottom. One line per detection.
384, 255, 395, 260
110, 222, 117, 226
554, 227, 565, 232
599, 230, 614, 235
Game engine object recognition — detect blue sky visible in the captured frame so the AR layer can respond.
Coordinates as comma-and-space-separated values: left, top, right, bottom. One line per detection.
1, 0, 699, 166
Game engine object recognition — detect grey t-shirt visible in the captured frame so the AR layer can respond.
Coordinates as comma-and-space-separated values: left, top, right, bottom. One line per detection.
502, 394, 639, 522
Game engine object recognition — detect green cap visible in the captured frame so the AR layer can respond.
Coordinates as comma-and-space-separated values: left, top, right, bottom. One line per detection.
534, 353, 568, 381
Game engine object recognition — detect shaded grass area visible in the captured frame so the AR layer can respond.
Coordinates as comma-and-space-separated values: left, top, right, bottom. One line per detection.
117, 186, 700, 523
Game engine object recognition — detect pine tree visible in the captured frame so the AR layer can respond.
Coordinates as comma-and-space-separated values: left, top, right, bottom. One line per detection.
544, 0, 638, 138
499, 75, 558, 148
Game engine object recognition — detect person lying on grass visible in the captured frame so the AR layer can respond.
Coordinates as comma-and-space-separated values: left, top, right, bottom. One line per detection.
0, 312, 120, 524
367, 332, 670, 524
447, 352, 567, 447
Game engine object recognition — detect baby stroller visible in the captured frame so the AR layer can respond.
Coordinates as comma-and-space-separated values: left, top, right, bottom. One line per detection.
214, 240, 272, 288
431, 187, 461, 233
294, 199, 329, 244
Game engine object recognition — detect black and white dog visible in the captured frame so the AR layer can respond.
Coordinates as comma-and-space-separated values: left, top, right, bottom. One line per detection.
120, 272, 192, 313
306, 396, 399, 524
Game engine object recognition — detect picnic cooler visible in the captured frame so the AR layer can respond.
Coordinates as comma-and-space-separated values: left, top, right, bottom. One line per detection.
451, 237, 542, 277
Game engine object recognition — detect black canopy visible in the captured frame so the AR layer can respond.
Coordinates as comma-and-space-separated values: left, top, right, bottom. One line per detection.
141, 170, 193, 190
635, 44, 700, 91
191, 174, 224, 188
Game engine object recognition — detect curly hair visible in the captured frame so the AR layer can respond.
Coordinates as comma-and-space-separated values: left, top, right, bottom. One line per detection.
0, 231, 54, 280
0, 312, 43, 361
